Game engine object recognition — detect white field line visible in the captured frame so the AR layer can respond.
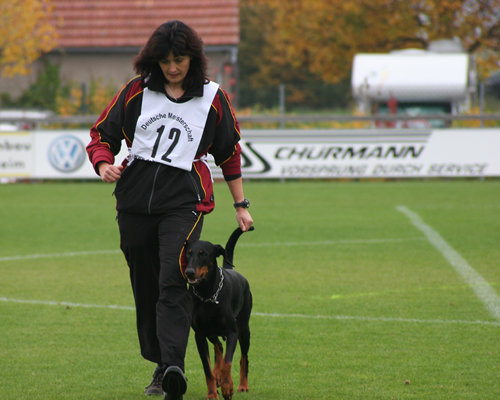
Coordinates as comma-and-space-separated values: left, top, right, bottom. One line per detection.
0, 249, 121, 262
238, 237, 425, 247
0, 238, 424, 262
0, 296, 134, 310
396, 205, 500, 321
0, 296, 499, 327
252, 311, 500, 327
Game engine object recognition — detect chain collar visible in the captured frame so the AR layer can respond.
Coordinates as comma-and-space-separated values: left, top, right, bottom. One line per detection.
191, 266, 224, 304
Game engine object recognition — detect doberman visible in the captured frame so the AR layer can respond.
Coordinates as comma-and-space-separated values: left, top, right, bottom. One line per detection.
185, 226, 254, 400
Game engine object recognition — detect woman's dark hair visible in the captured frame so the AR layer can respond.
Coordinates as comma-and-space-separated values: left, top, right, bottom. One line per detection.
134, 20, 208, 91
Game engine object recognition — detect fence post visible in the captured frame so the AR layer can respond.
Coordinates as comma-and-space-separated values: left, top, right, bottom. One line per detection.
479, 81, 485, 128
279, 84, 285, 128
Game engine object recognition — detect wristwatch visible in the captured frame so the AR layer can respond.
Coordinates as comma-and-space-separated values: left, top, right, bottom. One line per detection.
233, 198, 250, 209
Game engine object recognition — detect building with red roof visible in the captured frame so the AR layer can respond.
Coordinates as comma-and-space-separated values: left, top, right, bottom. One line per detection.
4, 0, 240, 104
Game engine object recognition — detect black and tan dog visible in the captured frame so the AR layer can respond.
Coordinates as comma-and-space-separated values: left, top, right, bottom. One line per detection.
185, 227, 254, 400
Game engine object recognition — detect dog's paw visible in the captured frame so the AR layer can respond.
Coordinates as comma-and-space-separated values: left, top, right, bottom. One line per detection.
222, 390, 233, 400
206, 391, 219, 400
221, 378, 233, 400
237, 384, 249, 392
220, 363, 234, 400
206, 375, 219, 399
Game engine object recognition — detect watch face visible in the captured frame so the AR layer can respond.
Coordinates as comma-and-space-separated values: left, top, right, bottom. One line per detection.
235, 199, 250, 208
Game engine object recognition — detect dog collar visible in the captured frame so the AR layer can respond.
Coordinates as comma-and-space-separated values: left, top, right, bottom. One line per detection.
192, 266, 224, 304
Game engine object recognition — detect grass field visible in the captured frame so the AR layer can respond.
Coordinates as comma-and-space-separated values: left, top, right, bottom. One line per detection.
1, 179, 499, 400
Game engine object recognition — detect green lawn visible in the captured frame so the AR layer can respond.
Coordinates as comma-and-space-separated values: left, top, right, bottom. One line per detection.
1, 179, 499, 399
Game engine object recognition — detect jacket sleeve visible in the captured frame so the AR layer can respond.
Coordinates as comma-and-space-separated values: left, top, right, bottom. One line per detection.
86, 78, 142, 175
210, 88, 242, 181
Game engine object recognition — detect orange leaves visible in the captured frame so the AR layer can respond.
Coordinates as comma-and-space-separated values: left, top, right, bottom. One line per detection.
243, 0, 500, 84
56, 78, 117, 116
0, 0, 57, 78
476, 51, 500, 80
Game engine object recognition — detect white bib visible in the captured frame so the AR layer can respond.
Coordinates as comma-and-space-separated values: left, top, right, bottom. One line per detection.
130, 81, 219, 171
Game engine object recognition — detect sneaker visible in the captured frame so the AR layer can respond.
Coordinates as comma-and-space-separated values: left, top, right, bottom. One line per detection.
144, 365, 165, 396
162, 366, 187, 400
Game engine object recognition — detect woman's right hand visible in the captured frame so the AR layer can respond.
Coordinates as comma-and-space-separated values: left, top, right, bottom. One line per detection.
98, 162, 124, 183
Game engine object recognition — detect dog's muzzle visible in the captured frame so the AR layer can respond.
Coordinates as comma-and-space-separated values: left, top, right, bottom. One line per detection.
185, 267, 202, 285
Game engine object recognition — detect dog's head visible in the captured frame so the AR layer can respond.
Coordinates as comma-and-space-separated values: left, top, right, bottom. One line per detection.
184, 240, 225, 285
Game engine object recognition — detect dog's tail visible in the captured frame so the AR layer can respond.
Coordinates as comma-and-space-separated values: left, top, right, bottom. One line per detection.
223, 226, 254, 269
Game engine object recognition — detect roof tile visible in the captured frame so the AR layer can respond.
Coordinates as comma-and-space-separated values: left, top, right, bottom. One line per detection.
51, 0, 239, 49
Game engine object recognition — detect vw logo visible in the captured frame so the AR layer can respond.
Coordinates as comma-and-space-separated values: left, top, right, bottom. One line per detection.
48, 135, 86, 173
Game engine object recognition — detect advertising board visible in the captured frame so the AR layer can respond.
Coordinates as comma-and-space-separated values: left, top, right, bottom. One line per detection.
1, 129, 499, 180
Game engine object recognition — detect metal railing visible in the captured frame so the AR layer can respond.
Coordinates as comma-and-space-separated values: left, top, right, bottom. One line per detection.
2, 113, 500, 129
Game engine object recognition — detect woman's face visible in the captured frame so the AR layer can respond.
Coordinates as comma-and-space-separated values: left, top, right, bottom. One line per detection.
159, 52, 191, 85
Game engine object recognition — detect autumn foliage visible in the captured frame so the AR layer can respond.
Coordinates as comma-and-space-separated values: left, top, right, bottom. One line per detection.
0, 0, 57, 78
244, 0, 500, 84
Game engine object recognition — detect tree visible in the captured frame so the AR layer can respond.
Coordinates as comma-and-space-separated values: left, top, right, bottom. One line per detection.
245, 0, 500, 83
239, 0, 352, 110
2, 59, 61, 110
0, 0, 57, 78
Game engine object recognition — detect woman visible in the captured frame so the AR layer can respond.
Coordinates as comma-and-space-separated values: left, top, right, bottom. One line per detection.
86, 20, 253, 400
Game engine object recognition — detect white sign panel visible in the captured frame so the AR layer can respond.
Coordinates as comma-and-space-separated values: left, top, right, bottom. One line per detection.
33, 131, 92, 178
0, 132, 33, 177
0, 130, 130, 179
214, 129, 499, 179
1, 129, 499, 179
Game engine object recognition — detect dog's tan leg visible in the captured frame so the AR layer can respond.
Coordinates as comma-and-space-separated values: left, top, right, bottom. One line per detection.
219, 361, 234, 400
213, 341, 224, 386
206, 374, 219, 399
204, 355, 219, 399
237, 355, 249, 392
205, 355, 219, 399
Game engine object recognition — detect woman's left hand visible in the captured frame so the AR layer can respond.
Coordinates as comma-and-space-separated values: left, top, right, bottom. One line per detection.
236, 208, 254, 232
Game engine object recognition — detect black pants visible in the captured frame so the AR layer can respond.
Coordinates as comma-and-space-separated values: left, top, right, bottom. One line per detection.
118, 209, 203, 371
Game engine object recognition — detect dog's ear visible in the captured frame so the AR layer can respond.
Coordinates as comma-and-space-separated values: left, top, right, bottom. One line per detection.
214, 245, 225, 258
